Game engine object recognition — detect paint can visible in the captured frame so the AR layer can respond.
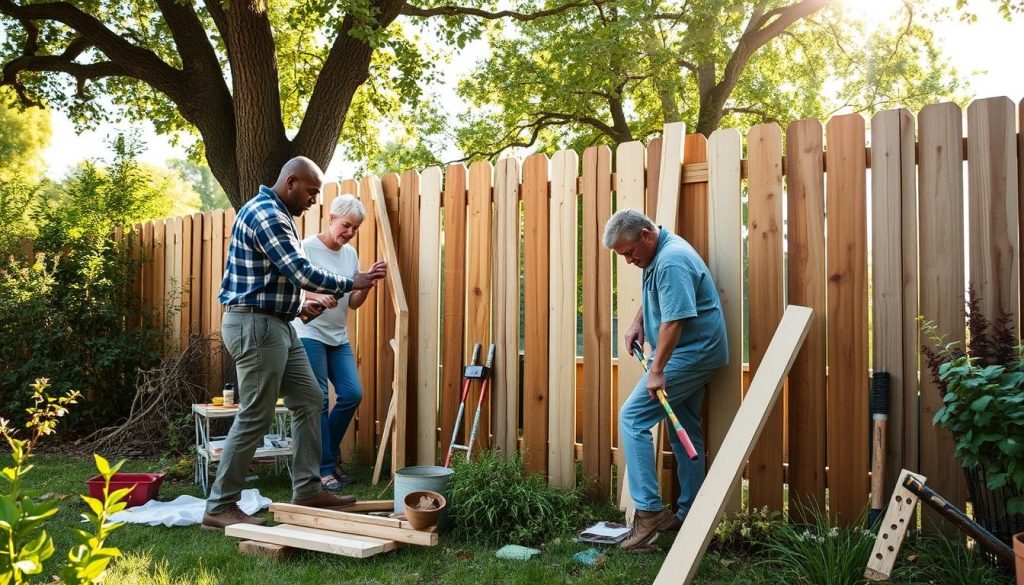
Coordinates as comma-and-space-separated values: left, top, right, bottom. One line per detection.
394, 466, 453, 530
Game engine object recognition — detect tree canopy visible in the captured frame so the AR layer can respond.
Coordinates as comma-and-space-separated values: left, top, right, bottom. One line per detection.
0, 88, 51, 181
452, 0, 966, 158
0, 0, 587, 207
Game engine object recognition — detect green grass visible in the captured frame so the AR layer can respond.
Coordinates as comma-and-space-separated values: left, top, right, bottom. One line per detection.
14, 454, 1016, 584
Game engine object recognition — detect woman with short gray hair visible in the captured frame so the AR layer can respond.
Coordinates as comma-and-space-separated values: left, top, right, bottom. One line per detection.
293, 193, 371, 491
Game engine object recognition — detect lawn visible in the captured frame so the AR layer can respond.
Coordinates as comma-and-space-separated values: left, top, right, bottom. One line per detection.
18, 454, 1014, 584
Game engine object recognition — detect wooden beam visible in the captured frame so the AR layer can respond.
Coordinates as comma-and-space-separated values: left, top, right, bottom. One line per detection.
224, 523, 397, 558
654, 305, 813, 585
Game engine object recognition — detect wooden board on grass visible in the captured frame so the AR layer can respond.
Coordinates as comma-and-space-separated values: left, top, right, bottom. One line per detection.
338, 500, 395, 513
653, 305, 813, 585
225, 523, 396, 558
272, 510, 438, 546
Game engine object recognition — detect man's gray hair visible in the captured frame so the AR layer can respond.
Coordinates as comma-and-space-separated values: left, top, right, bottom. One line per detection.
603, 209, 656, 248
330, 194, 366, 222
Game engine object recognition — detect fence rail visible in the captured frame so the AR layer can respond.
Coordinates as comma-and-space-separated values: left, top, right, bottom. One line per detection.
119, 96, 1024, 525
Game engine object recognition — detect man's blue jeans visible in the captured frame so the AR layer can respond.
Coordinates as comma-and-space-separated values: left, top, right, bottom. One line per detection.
300, 339, 363, 476
620, 368, 713, 518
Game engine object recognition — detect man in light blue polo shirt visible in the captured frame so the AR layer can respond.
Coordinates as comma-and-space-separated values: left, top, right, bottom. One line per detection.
604, 208, 728, 551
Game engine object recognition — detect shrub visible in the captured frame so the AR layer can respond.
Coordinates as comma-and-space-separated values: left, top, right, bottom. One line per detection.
922, 291, 1024, 515
0, 139, 165, 433
711, 505, 780, 555
0, 378, 128, 584
893, 535, 1007, 585
447, 449, 585, 545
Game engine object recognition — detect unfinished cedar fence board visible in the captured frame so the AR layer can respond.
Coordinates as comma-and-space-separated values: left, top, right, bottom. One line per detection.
116, 98, 1024, 522
746, 122, 786, 513
654, 305, 813, 585
224, 523, 397, 558
238, 540, 295, 561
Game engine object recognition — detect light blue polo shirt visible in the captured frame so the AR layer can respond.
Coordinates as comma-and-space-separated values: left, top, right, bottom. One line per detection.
642, 227, 729, 377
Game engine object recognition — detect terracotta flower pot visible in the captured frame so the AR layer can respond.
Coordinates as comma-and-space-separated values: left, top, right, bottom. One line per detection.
1014, 533, 1024, 585
403, 490, 446, 530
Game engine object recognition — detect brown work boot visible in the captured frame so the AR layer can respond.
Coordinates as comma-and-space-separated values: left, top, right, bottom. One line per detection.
201, 504, 266, 532
292, 490, 357, 509
657, 512, 683, 533
619, 509, 671, 551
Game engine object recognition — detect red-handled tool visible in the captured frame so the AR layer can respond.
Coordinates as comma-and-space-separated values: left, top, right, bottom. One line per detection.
631, 341, 699, 461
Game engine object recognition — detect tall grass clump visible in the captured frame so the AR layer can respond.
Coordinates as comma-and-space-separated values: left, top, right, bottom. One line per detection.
757, 504, 875, 585
447, 449, 584, 545
893, 535, 1009, 585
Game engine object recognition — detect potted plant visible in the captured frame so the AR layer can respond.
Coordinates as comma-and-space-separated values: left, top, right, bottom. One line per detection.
921, 292, 1024, 562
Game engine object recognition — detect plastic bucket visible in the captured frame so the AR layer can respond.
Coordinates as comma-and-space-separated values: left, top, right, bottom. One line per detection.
394, 466, 453, 529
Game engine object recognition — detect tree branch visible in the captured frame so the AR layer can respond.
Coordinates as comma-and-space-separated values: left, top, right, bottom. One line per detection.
400, 0, 596, 21
0, 0, 185, 97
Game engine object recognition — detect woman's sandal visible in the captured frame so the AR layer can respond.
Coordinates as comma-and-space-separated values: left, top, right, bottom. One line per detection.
320, 475, 342, 491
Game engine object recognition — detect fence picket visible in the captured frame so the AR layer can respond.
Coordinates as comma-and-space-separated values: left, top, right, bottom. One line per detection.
706, 129, 744, 515
356, 177, 379, 462
523, 154, 551, 475
918, 102, 968, 530
466, 161, 494, 453
825, 114, 869, 525
582, 145, 613, 499
416, 167, 443, 465
493, 158, 521, 455
786, 119, 827, 514
400, 170, 422, 462
870, 108, 918, 500
549, 149, 578, 489
440, 164, 469, 459
746, 123, 785, 513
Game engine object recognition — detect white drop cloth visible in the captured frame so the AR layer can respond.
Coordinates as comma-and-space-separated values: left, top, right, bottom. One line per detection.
108, 488, 271, 527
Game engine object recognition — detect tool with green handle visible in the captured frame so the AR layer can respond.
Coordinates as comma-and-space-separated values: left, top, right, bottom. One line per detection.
631, 340, 698, 461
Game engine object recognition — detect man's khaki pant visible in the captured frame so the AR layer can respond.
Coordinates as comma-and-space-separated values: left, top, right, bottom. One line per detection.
206, 311, 323, 514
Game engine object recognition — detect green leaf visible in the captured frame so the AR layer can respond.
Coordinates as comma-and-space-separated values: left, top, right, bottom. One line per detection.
94, 454, 111, 477
970, 395, 995, 412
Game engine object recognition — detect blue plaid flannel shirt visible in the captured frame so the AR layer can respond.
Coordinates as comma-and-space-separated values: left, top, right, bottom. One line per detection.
218, 185, 353, 315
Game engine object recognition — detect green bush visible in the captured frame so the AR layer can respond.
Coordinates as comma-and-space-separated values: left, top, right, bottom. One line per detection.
0, 379, 128, 584
893, 535, 1007, 585
0, 139, 164, 433
447, 450, 585, 545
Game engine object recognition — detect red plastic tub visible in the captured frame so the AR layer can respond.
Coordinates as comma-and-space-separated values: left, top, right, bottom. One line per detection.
85, 472, 166, 508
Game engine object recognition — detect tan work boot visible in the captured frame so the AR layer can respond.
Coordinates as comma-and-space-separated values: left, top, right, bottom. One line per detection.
657, 512, 683, 533
201, 504, 266, 532
619, 509, 671, 551
292, 490, 357, 509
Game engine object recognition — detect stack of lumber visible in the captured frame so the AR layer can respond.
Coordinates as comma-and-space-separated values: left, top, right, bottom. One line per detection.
224, 500, 438, 559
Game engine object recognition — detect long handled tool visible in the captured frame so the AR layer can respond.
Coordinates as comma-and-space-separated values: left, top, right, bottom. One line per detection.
630, 341, 698, 461
868, 371, 890, 526
444, 344, 481, 468
464, 344, 497, 461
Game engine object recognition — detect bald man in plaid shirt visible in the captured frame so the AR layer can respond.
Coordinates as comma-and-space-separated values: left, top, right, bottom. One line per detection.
202, 157, 386, 531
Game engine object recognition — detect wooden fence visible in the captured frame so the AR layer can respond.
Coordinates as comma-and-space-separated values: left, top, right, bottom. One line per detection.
126, 96, 1023, 526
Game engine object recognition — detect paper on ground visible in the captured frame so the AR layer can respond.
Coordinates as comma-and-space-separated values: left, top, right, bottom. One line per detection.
109, 488, 271, 527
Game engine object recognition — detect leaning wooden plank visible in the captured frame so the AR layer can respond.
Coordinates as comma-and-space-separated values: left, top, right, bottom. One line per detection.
270, 503, 405, 528
653, 305, 814, 585
273, 510, 438, 546
372, 391, 397, 485
224, 523, 395, 558
653, 122, 686, 228
864, 469, 925, 582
